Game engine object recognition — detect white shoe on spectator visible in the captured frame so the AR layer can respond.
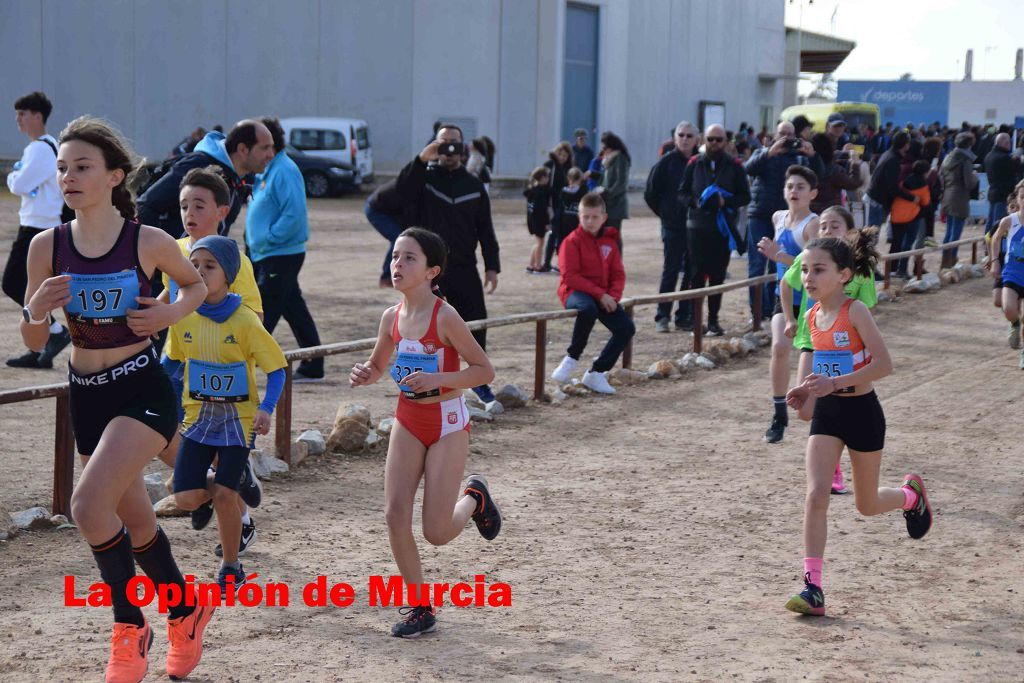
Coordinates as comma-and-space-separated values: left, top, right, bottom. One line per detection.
551, 356, 578, 383
582, 370, 615, 395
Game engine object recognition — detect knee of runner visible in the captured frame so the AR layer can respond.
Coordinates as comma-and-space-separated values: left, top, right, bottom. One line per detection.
422, 523, 452, 547
70, 490, 105, 533
211, 484, 239, 507
854, 496, 881, 516
805, 484, 831, 508
384, 502, 413, 531
174, 490, 208, 511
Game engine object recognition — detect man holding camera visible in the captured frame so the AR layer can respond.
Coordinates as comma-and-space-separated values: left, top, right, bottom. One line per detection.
743, 120, 824, 322
395, 124, 501, 405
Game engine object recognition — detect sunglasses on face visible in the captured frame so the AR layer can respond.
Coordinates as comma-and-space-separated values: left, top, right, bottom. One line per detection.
706, 137, 725, 143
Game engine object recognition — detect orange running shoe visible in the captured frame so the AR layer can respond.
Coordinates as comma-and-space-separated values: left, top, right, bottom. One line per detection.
166, 604, 215, 680
105, 620, 153, 683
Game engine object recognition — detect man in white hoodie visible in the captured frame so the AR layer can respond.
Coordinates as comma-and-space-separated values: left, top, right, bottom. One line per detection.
4, 91, 70, 368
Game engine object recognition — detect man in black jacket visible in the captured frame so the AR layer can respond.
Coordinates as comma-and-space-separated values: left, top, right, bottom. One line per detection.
678, 124, 751, 336
866, 130, 913, 226
984, 133, 1022, 234
396, 124, 501, 404
645, 120, 697, 332
137, 120, 274, 239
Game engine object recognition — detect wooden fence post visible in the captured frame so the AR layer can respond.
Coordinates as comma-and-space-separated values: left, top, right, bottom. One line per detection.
622, 304, 635, 370
533, 319, 546, 401
53, 393, 74, 519
692, 296, 705, 354
276, 361, 294, 464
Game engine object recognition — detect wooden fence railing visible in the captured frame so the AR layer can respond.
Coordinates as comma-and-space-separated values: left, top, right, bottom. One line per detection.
0, 235, 985, 520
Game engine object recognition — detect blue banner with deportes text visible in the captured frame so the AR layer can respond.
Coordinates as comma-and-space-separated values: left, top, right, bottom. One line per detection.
837, 80, 951, 127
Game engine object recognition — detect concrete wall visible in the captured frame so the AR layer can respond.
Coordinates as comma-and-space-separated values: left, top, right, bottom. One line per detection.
0, 0, 785, 178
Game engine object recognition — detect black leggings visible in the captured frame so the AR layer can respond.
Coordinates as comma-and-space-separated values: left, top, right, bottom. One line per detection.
686, 229, 731, 324
437, 266, 488, 351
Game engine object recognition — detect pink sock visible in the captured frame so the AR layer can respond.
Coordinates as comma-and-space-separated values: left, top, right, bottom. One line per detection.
803, 557, 823, 587
902, 486, 919, 511
834, 462, 843, 478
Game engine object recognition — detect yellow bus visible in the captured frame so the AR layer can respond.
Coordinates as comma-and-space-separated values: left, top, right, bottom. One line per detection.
779, 102, 880, 135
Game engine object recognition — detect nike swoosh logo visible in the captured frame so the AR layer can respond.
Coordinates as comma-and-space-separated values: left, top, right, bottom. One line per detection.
187, 606, 206, 640
241, 529, 255, 544
145, 410, 159, 416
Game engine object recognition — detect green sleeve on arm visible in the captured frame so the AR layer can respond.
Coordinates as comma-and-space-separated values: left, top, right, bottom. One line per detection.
783, 254, 804, 292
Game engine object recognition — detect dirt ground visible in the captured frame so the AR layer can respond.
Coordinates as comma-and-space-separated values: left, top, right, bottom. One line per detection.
0, 190, 1021, 682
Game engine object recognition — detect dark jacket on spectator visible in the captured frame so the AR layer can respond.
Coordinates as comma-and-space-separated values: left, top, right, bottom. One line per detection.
744, 147, 825, 219
811, 160, 862, 214
984, 146, 1022, 203
137, 132, 246, 238
600, 152, 631, 222
678, 152, 751, 249
544, 155, 571, 214
395, 156, 500, 272
939, 147, 977, 218
573, 144, 594, 176
867, 147, 915, 211
643, 148, 690, 230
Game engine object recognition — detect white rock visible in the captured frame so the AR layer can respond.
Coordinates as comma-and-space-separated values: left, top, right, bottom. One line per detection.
550, 389, 568, 404
365, 431, 384, 451
143, 472, 169, 504
49, 514, 69, 527
678, 352, 699, 369
485, 400, 505, 415
11, 506, 52, 530
494, 383, 528, 409
250, 449, 289, 478
468, 408, 494, 422
333, 404, 371, 431
647, 359, 678, 379
739, 338, 758, 354
694, 356, 716, 370
376, 417, 396, 436
971, 264, 987, 278
922, 272, 942, 291
463, 391, 486, 410
876, 289, 896, 303
290, 440, 310, 466
298, 430, 326, 456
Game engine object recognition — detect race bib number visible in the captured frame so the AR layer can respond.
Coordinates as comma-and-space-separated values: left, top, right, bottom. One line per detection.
188, 360, 249, 403
65, 271, 139, 324
390, 351, 440, 399
812, 350, 854, 394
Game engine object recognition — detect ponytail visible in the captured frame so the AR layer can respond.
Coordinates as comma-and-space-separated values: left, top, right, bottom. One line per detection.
850, 227, 880, 278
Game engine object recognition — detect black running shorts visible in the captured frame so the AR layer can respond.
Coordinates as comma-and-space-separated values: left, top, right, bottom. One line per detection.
809, 390, 886, 453
68, 345, 179, 455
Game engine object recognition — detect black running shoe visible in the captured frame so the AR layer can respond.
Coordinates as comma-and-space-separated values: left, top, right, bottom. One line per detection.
764, 416, 787, 444
901, 474, 932, 540
391, 606, 436, 638
705, 321, 725, 336
6, 350, 42, 368
785, 573, 826, 616
464, 474, 501, 541
217, 563, 246, 594
238, 459, 262, 508
191, 501, 214, 530
675, 318, 694, 332
38, 326, 72, 366
215, 520, 257, 557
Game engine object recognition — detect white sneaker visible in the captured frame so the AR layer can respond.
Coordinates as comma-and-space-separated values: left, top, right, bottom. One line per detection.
582, 370, 616, 395
551, 356, 578, 383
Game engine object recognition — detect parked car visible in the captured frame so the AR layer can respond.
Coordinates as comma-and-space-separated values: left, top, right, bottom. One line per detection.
280, 117, 374, 183
285, 145, 360, 198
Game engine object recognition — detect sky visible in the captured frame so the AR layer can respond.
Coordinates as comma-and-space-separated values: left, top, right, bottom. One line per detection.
785, 0, 1023, 87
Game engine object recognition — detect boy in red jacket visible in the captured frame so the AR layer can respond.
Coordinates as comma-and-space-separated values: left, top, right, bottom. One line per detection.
550, 192, 635, 394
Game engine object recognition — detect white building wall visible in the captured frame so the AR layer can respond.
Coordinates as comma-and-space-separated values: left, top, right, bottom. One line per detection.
0, 0, 785, 178
948, 81, 1024, 127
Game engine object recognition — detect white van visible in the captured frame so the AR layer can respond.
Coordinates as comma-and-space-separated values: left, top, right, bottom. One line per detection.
279, 117, 374, 183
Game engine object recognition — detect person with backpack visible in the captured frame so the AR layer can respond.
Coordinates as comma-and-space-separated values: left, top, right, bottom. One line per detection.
4, 91, 71, 369
136, 120, 275, 239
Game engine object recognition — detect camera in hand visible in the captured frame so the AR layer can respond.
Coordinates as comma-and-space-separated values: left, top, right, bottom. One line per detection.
788, 138, 802, 151
437, 141, 464, 157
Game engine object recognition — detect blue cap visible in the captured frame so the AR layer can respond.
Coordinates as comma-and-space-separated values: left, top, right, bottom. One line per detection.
190, 235, 240, 284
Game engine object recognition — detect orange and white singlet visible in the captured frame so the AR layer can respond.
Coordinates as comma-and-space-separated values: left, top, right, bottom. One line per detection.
807, 297, 871, 394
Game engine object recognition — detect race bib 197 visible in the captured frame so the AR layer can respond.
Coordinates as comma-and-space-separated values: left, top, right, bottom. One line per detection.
65, 271, 139, 324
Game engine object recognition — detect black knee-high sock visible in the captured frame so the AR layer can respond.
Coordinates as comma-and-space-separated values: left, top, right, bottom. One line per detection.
133, 527, 194, 620
773, 396, 788, 423
90, 527, 145, 627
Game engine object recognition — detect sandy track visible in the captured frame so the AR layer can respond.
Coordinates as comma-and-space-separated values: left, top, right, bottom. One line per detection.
0, 193, 1021, 681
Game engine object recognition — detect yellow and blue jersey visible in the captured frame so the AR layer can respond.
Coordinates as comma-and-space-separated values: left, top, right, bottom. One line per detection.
166, 305, 285, 447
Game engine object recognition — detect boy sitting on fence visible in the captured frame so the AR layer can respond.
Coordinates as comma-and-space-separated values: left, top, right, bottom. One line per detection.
549, 192, 635, 395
